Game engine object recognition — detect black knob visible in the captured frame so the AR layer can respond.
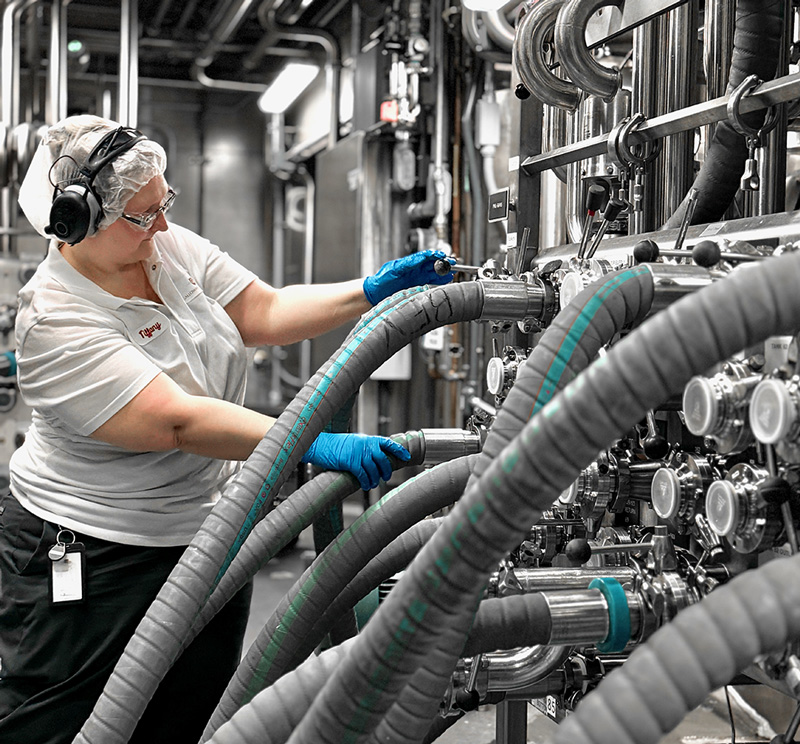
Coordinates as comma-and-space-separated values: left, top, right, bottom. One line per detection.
633, 239, 660, 264
692, 240, 722, 267
602, 198, 625, 222
757, 476, 792, 506
643, 433, 670, 459
514, 83, 531, 100
585, 184, 606, 213
564, 538, 593, 566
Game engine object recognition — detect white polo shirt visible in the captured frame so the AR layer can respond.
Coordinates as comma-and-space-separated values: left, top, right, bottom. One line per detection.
9, 223, 257, 546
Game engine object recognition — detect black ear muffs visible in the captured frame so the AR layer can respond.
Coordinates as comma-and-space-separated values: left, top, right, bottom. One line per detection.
46, 183, 103, 245
45, 126, 146, 245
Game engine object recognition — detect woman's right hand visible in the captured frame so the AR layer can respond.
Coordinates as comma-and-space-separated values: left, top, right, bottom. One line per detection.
301, 432, 411, 490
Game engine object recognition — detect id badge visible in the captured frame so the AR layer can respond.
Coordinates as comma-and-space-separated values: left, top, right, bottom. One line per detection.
49, 536, 86, 605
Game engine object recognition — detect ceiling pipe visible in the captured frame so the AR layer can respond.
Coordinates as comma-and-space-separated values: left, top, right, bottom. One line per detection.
2, 0, 39, 126
196, 0, 260, 68
146, 0, 175, 37
174, 0, 201, 38
513, 0, 582, 111
251, 2, 341, 149
483, 0, 520, 51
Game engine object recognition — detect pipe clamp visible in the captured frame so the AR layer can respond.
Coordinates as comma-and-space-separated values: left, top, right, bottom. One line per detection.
588, 576, 631, 653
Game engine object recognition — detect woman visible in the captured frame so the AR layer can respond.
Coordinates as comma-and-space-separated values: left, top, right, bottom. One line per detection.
0, 115, 453, 744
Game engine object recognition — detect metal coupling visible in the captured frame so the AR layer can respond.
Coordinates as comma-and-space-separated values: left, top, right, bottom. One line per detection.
479, 278, 553, 324
642, 263, 713, 317
420, 428, 482, 466
490, 566, 635, 595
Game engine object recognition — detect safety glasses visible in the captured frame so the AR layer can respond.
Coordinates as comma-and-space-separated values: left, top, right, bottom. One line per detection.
120, 188, 176, 230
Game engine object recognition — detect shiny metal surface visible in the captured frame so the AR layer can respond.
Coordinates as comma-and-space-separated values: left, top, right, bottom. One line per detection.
513, 0, 580, 112
544, 589, 609, 644
420, 428, 482, 466
484, 645, 573, 692
642, 263, 713, 316
522, 72, 800, 173
479, 278, 549, 323
495, 567, 635, 595
555, 0, 624, 101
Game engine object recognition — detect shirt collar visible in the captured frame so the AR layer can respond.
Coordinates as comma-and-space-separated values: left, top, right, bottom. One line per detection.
45, 239, 164, 310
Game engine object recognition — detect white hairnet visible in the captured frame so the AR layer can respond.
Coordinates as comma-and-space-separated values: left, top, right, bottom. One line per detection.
18, 114, 167, 239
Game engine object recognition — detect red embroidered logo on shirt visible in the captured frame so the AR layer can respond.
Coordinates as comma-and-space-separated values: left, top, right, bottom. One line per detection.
139, 322, 162, 339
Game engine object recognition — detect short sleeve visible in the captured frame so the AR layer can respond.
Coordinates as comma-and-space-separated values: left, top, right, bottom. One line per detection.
161, 224, 256, 308
17, 312, 161, 436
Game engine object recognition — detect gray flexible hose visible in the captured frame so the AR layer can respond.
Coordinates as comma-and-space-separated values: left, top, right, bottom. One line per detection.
468, 264, 655, 488
74, 282, 486, 744
203, 455, 477, 741
349, 264, 657, 743
208, 641, 357, 744
283, 250, 800, 744
188, 432, 426, 651
664, 0, 783, 228
367, 603, 482, 744
554, 552, 800, 744
360, 265, 657, 743
305, 518, 444, 656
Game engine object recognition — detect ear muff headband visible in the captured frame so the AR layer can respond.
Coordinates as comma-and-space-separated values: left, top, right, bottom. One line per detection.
45, 126, 146, 245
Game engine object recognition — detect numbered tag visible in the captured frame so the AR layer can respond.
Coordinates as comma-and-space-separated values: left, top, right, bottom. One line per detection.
49, 529, 86, 605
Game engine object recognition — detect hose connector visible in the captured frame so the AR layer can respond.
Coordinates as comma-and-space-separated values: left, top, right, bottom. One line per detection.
479, 278, 556, 325
420, 428, 482, 466
642, 263, 713, 317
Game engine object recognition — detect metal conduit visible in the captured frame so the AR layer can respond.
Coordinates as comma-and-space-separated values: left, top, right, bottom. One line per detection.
119, 0, 139, 127
513, 0, 581, 112
255, 7, 341, 150
658, 1, 697, 224
47, 0, 67, 124
555, 0, 624, 101
484, 0, 519, 51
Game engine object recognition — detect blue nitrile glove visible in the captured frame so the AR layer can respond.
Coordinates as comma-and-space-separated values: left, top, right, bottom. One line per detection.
362, 249, 456, 306
300, 432, 411, 490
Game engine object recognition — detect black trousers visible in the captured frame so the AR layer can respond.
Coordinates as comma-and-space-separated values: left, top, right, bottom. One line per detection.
0, 491, 253, 744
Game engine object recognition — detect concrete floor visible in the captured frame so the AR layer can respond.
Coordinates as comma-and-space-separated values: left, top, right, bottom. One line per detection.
241, 503, 792, 744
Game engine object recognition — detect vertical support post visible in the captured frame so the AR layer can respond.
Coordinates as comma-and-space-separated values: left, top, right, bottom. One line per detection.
658, 0, 698, 225
510, 74, 542, 271
758, 0, 791, 216
47, 0, 68, 124
119, 0, 139, 127
631, 20, 658, 234
496, 699, 528, 744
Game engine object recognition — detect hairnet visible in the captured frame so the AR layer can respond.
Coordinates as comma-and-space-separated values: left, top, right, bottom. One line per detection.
18, 114, 167, 239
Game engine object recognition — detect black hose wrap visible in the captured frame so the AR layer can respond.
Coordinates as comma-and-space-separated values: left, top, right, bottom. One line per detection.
663, 0, 784, 229
203, 455, 477, 741
74, 282, 486, 744
282, 251, 800, 744
554, 552, 800, 744
467, 264, 655, 487
461, 595, 553, 657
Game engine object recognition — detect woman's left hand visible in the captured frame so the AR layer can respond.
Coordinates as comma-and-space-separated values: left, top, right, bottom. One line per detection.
362, 249, 455, 306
